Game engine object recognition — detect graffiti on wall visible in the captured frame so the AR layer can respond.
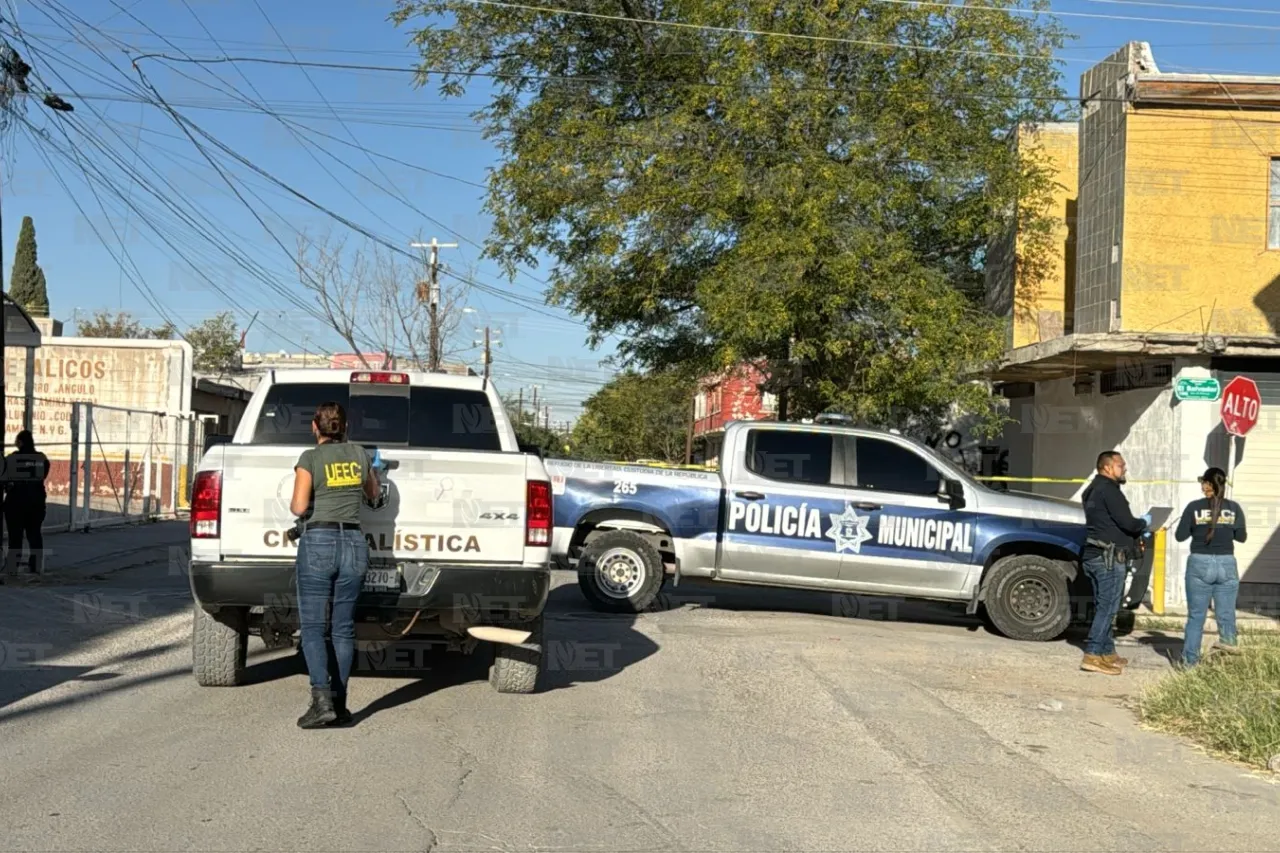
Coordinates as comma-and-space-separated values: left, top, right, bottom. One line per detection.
924, 425, 1011, 490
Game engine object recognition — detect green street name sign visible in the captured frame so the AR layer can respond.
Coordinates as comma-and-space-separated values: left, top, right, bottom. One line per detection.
1175, 377, 1221, 402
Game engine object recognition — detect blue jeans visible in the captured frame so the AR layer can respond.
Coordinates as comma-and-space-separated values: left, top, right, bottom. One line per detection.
1083, 556, 1126, 656
1183, 553, 1239, 665
296, 527, 369, 694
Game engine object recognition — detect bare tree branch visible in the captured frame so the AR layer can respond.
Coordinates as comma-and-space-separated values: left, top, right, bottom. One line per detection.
295, 228, 474, 370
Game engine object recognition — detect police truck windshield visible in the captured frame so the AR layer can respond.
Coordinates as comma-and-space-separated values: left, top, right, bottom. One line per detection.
250, 382, 503, 451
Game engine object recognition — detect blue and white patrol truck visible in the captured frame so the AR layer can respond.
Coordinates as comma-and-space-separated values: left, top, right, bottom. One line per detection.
545, 417, 1092, 642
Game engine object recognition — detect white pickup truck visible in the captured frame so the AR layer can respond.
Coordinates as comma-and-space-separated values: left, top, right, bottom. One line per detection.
187, 368, 553, 693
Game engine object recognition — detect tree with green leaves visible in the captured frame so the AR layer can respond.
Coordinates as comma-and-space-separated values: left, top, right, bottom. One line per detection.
76, 309, 175, 340
568, 371, 695, 464
76, 309, 239, 372
392, 0, 1069, 437
502, 395, 570, 458
8, 215, 49, 318
186, 311, 241, 373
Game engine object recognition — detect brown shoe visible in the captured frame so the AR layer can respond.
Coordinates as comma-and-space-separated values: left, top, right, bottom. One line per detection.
1081, 654, 1122, 675
1103, 653, 1128, 667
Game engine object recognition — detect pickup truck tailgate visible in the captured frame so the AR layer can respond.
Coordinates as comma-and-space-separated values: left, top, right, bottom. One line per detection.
216, 445, 532, 565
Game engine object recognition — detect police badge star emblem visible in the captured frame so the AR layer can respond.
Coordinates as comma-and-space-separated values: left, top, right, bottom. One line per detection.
826, 504, 874, 554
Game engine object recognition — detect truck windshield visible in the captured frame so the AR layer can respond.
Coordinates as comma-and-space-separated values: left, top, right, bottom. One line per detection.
250, 382, 504, 451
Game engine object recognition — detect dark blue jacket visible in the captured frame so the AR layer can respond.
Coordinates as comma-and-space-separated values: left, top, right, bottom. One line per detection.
1081, 474, 1146, 559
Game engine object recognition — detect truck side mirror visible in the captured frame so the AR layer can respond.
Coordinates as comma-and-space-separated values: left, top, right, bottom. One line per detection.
939, 478, 966, 510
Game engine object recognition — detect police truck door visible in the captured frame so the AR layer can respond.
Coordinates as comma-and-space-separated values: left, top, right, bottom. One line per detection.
835, 435, 974, 595
717, 426, 849, 586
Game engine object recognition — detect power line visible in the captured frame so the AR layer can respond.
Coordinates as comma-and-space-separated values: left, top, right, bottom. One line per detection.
865, 0, 1280, 31
26, 25, 579, 330
447, 0, 1093, 63
5, 28, 344, 351
106, 51, 1280, 113
1084, 0, 1280, 13
21, 21, 1280, 62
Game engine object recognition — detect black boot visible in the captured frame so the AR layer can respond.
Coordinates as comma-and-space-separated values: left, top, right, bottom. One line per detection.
327, 685, 353, 727
297, 687, 337, 729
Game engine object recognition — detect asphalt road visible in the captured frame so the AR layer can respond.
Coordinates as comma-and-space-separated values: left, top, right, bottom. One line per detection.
3, 556, 1280, 852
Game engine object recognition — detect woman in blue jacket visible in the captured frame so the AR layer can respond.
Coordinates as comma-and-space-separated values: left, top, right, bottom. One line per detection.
1173, 467, 1247, 666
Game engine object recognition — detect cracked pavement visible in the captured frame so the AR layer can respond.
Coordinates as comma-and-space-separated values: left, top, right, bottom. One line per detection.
4, 552, 1280, 852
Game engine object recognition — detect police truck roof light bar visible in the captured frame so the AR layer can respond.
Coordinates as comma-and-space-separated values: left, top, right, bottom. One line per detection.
190, 471, 223, 539
350, 371, 409, 384
526, 480, 552, 547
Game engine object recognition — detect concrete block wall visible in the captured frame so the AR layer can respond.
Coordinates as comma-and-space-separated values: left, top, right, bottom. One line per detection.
1024, 373, 1173, 508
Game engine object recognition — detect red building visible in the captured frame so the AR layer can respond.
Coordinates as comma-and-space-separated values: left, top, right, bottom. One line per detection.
691, 363, 777, 463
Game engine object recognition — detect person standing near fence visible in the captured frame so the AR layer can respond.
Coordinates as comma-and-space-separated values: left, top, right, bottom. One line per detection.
1174, 467, 1246, 667
3, 430, 51, 575
289, 402, 381, 729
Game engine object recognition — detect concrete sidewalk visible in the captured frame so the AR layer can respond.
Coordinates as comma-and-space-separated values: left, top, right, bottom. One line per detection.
1, 520, 190, 585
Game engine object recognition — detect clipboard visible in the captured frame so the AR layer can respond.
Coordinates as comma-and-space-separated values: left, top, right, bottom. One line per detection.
1122, 505, 1174, 610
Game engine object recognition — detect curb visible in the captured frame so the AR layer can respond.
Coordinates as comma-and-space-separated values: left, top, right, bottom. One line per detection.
1132, 614, 1280, 635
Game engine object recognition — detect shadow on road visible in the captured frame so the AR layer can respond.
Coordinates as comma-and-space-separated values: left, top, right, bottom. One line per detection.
632, 576, 985, 633
232, 582, 663, 725
0, 560, 192, 711
0, 640, 184, 713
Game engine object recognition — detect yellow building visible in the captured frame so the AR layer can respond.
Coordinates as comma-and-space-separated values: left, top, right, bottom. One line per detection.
989, 41, 1280, 348
986, 42, 1280, 606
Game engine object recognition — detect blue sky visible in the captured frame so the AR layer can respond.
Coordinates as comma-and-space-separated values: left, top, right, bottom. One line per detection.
3, 0, 1280, 422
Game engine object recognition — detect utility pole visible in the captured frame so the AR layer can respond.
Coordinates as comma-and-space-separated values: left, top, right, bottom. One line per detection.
517, 387, 524, 423
544, 405, 550, 430
410, 237, 457, 371
474, 325, 499, 381
531, 385, 539, 417
685, 389, 696, 465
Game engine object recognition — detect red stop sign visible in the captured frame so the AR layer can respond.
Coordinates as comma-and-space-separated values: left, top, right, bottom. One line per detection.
1221, 375, 1262, 437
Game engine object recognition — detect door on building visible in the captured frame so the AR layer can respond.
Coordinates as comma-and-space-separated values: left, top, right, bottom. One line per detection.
718, 427, 850, 586
1215, 373, 1280, 587
834, 435, 976, 595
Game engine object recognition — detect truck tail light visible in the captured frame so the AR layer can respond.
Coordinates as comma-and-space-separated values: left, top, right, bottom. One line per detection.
191, 471, 222, 539
526, 480, 552, 547
350, 371, 409, 385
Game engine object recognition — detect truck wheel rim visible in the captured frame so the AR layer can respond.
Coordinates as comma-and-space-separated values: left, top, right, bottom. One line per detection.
595, 548, 645, 598
1009, 576, 1053, 622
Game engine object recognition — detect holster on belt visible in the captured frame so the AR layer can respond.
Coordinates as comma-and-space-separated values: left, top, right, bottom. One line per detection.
1086, 537, 1124, 566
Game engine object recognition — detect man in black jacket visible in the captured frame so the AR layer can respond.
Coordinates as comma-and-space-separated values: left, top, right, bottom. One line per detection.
1079, 450, 1149, 675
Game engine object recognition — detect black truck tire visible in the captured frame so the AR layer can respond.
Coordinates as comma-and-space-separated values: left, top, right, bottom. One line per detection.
981, 555, 1072, 643
576, 529, 665, 613
192, 602, 248, 687
489, 613, 544, 694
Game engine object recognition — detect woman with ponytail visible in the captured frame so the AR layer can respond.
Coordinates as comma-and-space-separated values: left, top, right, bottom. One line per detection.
289, 401, 381, 727
1173, 467, 1247, 666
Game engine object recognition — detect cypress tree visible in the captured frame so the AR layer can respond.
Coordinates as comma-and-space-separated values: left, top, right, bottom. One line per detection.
8, 215, 49, 317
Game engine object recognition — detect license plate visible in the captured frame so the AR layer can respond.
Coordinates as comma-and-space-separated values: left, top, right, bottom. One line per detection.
363, 567, 400, 592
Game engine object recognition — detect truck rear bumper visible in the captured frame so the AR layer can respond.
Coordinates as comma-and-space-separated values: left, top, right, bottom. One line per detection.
189, 560, 551, 622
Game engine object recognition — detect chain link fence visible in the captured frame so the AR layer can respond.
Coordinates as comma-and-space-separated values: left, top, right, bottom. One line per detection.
4, 395, 207, 532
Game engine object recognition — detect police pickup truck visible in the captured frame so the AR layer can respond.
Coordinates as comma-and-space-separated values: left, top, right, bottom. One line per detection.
546, 418, 1091, 642
187, 368, 553, 693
